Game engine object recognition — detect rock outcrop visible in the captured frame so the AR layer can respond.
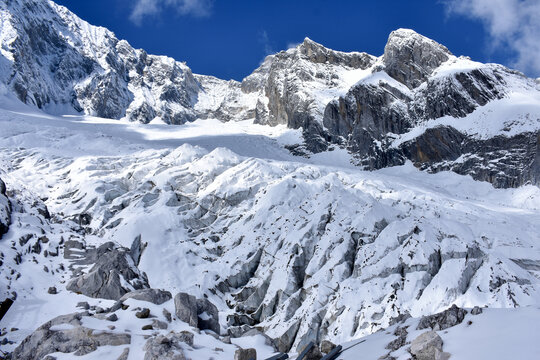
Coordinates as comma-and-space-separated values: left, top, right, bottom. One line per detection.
243, 37, 375, 153
174, 292, 198, 328
143, 332, 193, 360
383, 29, 451, 89
0, 177, 10, 239
174, 292, 220, 334
197, 297, 220, 334
409, 331, 450, 360
0, 0, 202, 124
417, 305, 467, 331
11, 313, 131, 360
119, 288, 172, 305
234, 347, 257, 360
66, 242, 149, 300
317, 32, 540, 188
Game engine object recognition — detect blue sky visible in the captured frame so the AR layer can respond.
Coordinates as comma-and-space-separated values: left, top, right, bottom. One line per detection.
55, 0, 540, 81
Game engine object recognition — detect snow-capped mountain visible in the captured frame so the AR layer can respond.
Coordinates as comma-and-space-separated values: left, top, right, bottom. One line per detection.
0, 0, 540, 359
2, 0, 539, 188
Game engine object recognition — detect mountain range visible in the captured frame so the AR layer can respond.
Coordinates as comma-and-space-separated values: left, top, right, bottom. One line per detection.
0, 0, 539, 359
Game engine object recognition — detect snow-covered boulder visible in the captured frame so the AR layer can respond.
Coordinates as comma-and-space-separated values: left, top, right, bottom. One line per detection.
66, 242, 149, 300
410, 330, 450, 360
119, 288, 172, 305
11, 313, 131, 359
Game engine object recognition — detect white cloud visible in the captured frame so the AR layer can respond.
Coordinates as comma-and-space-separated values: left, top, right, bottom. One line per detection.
445, 0, 540, 76
130, 0, 212, 25
259, 30, 274, 56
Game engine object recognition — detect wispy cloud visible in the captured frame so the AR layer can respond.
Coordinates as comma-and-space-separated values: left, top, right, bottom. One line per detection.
130, 0, 213, 25
286, 41, 301, 50
258, 30, 274, 56
444, 0, 540, 76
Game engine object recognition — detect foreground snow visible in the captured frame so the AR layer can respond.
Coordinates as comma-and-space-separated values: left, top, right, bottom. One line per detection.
337, 307, 540, 360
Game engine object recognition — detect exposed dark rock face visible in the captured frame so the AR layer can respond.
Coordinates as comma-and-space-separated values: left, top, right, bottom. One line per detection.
174, 292, 221, 333
318, 30, 538, 188
119, 288, 172, 305
174, 292, 198, 327
196, 297, 220, 334
417, 305, 467, 331
66, 242, 149, 300
383, 29, 451, 89
0, 178, 11, 239
401, 129, 540, 188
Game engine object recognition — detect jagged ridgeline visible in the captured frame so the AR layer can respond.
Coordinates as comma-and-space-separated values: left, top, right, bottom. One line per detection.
2, 0, 539, 188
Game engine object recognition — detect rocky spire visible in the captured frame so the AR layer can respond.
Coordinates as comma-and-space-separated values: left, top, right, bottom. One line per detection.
383, 28, 452, 88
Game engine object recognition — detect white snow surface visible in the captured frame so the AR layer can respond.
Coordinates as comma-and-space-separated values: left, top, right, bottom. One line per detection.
336, 307, 540, 360
0, 92, 539, 358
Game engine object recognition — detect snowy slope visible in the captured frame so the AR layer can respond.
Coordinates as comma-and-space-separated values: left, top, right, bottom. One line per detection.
0, 94, 539, 358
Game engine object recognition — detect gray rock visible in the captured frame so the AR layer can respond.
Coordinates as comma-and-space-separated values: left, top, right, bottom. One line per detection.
106, 314, 118, 322
234, 347, 257, 360
143, 332, 193, 360
228, 325, 252, 338
383, 29, 451, 89
417, 304, 467, 331
471, 306, 483, 315
11, 313, 131, 359
297, 342, 322, 360
386, 326, 408, 351
117, 348, 130, 360
163, 309, 172, 322
66, 242, 148, 300
47, 287, 57, 295
174, 292, 198, 327
136, 308, 150, 319
320, 340, 336, 354
76, 302, 90, 310
130, 235, 146, 266
119, 289, 172, 305
151, 319, 168, 330
109, 301, 124, 312
0, 178, 11, 240
410, 331, 450, 360
196, 298, 220, 334
274, 320, 301, 353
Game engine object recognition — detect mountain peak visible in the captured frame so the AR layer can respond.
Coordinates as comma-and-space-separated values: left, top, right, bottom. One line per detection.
383, 29, 452, 88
